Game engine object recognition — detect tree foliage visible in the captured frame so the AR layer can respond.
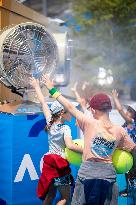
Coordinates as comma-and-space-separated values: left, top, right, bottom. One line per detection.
73, 0, 136, 26
70, 0, 136, 90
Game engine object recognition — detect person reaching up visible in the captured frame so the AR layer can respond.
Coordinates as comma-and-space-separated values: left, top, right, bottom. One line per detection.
112, 89, 136, 143
29, 77, 83, 205
71, 81, 91, 116
112, 89, 136, 197
40, 74, 136, 205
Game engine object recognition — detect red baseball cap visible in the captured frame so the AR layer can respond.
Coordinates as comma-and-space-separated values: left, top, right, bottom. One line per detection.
89, 93, 112, 110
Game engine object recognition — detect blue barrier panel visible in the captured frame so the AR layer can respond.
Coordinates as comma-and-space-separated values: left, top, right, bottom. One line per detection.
0, 113, 13, 204
0, 111, 132, 205
117, 174, 127, 205
0, 112, 78, 205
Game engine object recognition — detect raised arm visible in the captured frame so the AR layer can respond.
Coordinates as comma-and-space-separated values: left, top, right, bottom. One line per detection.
42, 75, 86, 122
29, 77, 51, 119
71, 82, 87, 112
112, 89, 133, 123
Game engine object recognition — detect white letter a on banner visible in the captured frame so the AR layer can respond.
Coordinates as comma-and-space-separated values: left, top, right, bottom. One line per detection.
14, 154, 39, 182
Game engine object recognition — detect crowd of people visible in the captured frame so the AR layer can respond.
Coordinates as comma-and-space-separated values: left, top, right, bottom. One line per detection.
29, 75, 136, 205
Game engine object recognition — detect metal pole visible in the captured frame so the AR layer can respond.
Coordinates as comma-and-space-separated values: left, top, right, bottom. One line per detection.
42, 0, 47, 16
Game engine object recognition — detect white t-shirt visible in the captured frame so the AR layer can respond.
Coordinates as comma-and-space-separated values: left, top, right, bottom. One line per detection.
46, 118, 72, 158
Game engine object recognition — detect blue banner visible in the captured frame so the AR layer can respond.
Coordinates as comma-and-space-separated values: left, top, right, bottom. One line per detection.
0, 111, 131, 205
0, 112, 78, 205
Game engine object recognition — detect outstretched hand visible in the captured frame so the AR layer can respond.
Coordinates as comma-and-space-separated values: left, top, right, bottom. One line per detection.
71, 82, 78, 93
29, 77, 40, 88
112, 89, 119, 99
112, 89, 123, 111
41, 74, 54, 90
82, 81, 89, 90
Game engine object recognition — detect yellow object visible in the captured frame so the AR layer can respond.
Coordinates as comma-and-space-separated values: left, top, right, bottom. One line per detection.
65, 139, 84, 166
112, 149, 133, 174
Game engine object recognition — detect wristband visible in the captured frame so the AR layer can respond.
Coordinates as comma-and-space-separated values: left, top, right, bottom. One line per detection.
49, 87, 58, 95
52, 91, 61, 99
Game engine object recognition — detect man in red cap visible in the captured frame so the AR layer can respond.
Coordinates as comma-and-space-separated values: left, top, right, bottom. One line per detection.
38, 74, 136, 205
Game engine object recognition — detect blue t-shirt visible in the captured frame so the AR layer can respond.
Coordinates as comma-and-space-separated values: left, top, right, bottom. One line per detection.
123, 120, 136, 143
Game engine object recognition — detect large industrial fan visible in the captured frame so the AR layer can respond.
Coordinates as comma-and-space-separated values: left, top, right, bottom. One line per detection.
0, 22, 58, 91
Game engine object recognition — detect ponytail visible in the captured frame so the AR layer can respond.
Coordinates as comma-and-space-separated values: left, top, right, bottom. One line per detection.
45, 111, 63, 131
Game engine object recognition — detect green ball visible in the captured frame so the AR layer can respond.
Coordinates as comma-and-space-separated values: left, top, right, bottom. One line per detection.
65, 139, 84, 166
112, 149, 133, 174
